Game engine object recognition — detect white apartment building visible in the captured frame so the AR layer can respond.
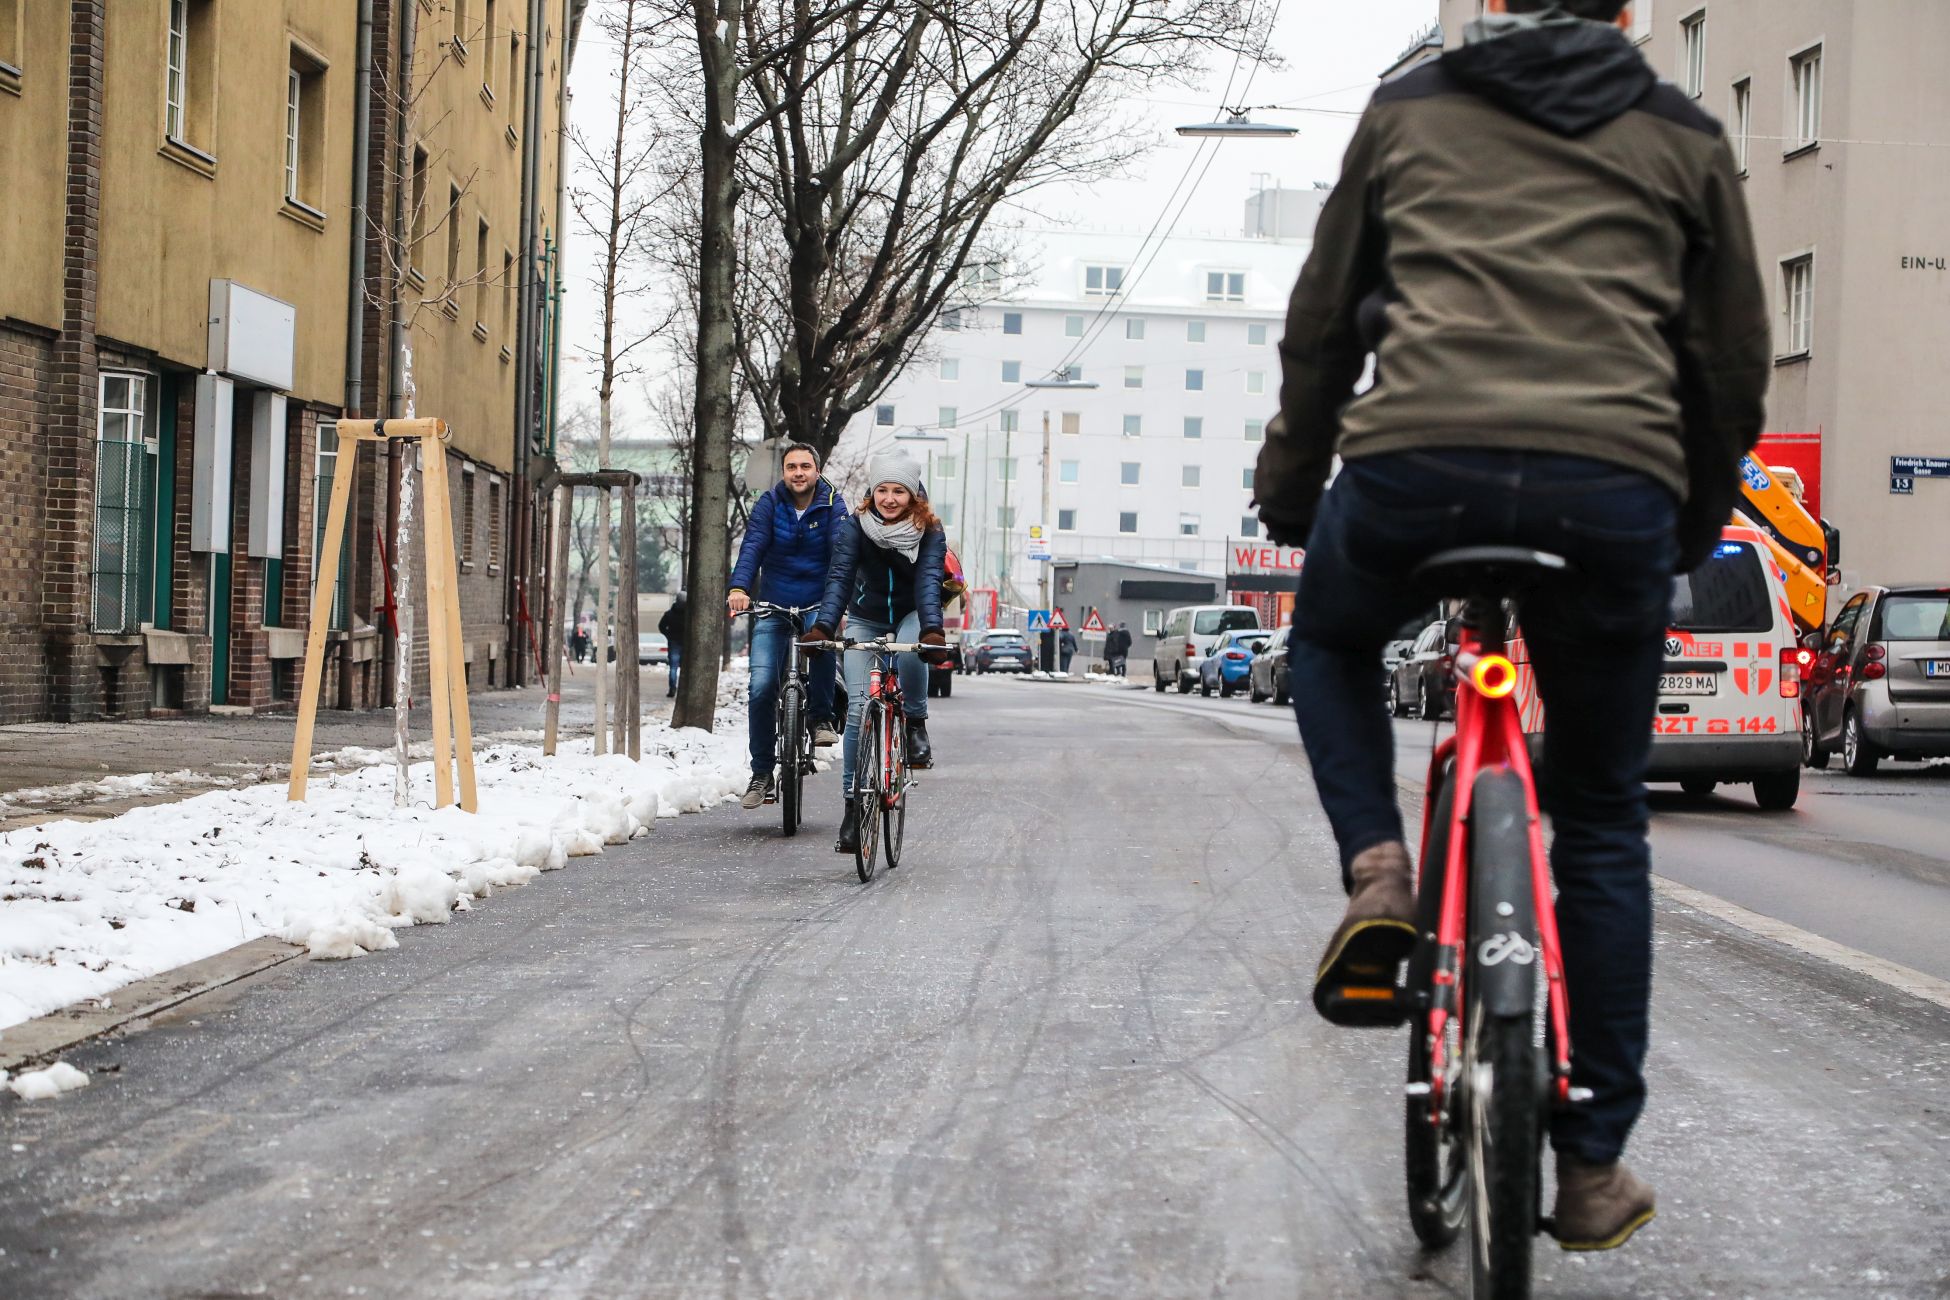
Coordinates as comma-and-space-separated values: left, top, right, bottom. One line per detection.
1435, 0, 1950, 589
836, 226, 1309, 606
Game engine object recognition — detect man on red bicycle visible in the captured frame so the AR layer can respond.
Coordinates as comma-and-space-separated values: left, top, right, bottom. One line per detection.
1256, 0, 1769, 1252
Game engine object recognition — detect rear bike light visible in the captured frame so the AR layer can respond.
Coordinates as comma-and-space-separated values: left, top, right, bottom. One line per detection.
1470, 654, 1518, 699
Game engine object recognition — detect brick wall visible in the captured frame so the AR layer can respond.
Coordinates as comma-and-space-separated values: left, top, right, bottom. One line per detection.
0, 324, 55, 723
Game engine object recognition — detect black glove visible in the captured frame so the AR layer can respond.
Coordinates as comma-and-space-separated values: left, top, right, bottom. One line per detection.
800, 624, 833, 648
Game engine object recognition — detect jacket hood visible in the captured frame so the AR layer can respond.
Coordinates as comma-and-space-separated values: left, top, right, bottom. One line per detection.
1440, 16, 1655, 137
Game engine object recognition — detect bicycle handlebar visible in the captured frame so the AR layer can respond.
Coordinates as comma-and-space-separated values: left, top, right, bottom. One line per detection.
801, 638, 929, 654
732, 601, 819, 619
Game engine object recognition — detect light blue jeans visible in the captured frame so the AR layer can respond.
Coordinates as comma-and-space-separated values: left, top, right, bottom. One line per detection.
841, 611, 927, 795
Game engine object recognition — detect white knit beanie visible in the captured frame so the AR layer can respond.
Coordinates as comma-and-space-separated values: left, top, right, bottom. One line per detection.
867, 449, 924, 498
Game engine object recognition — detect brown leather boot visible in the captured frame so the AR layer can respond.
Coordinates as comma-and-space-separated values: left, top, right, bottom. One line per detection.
1312, 841, 1417, 1027
1552, 1153, 1656, 1251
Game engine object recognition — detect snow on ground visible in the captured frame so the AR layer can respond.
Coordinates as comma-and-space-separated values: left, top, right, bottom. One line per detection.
9, 1061, 89, 1100
0, 678, 753, 1035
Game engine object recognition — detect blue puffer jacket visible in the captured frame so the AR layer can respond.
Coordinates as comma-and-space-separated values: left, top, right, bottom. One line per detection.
728, 478, 845, 609
815, 513, 947, 635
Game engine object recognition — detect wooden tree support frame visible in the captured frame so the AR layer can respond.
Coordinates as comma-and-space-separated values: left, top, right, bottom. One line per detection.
288, 418, 479, 811
543, 470, 642, 760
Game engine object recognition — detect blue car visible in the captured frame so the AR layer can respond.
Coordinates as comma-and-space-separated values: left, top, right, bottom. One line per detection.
1199, 629, 1273, 698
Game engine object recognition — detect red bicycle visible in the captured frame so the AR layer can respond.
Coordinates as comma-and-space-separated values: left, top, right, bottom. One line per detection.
813, 635, 925, 883
1325, 547, 1587, 1300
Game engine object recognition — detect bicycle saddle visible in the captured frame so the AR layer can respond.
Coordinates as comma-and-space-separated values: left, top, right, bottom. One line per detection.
1412, 546, 1571, 594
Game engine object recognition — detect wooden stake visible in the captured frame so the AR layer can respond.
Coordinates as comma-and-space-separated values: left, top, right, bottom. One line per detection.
544, 482, 570, 756
432, 445, 479, 812
288, 425, 363, 801
618, 482, 642, 760
421, 441, 457, 809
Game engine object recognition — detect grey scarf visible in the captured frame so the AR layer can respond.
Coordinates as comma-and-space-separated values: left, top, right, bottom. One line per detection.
859, 510, 922, 562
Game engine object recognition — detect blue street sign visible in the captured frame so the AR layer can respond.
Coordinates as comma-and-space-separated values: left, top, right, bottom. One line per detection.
1892, 477, 1915, 495
1027, 609, 1052, 631
1892, 455, 1950, 478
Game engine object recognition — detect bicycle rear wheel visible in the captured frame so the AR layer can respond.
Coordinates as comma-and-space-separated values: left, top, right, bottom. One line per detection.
1463, 770, 1541, 1300
854, 709, 883, 883
1406, 773, 1466, 1249
779, 685, 804, 837
882, 714, 906, 870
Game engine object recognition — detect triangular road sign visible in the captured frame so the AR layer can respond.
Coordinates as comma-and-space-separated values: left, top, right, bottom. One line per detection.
1047, 608, 1070, 630
1026, 609, 1052, 631
1081, 608, 1107, 633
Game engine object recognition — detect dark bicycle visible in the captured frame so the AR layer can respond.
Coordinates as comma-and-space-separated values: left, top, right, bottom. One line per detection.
738, 602, 822, 837
810, 634, 924, 882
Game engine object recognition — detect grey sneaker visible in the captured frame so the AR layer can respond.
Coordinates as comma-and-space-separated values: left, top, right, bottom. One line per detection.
740, 774, 772, 810
812, 722, 840, 747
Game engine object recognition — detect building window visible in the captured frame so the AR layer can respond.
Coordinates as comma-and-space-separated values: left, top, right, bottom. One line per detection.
1058, 364, 1083, 383
940, 309, 963, 332
454, 0, 471, 52
1791, 45, 1822, 149
1731, 79, 1751, 173
1242, 467, 1255, 490
282, 53, 330, 213
508, 30, 522, 127
874, 404, 894, 427
1186, 320, 1206, 343
1122, 414, 1141, 438
164, 0, 216, 152
1000, 410, 1019, 433
408, 146, 429, 280
1142, 608, 1162, 634
460, 466, 477, 569
1003, 311, 1022, 335
1205, 271, 1245, 303
482, 0, 498, 94
314, 421, 346, 628
1124, 366, 1143, 390
1183, 416, 1202, 440
1177, 513, 1200, 537
1119, 511, 1139, 534
1064, 314, 1084, 337
1084, 265, 1125, 297
445, 184, 464, 309
997, 505, 1017, 528
1181, 465, 1200, 488
939, 357, 959, 381
1001, 360, 1021, 384
1060, 412, 1080, 435
1781, 254, 1814, 357
1120, 462, 1140, 486
1679, 11, 1705, 98
476, 218, 492, 332
1185, 369, 1204, 392
1245, 418, 1264, 442
1126, 318, 1145, 340
1239, 515, 1260, 539
487, 476, 503, 571
92, 373, 154, 633
937, 455, 957, 480
1058, 508, 1077, 532
1631, 0, 1653, 42
1059, 459, 1079, 484
1245, 370, 1266, 396
996, 457, 1018, 483
1247, 323, 1268, 346
939, 405, 957, 429
502, 249, 515, 342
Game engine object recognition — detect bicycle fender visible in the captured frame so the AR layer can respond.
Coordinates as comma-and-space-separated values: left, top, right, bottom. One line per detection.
1467, 769, 1538, 1020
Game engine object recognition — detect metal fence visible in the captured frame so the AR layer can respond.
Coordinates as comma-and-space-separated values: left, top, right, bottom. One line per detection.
91, 438, 154, 633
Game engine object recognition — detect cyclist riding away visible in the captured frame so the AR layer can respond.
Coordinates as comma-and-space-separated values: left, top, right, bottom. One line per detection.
1255, 0, 1769, 1253
728, 442, 846, 810
802, 450, 949, 854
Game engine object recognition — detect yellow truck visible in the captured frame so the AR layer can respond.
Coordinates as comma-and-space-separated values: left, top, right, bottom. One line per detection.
1734, 454, 1836, 636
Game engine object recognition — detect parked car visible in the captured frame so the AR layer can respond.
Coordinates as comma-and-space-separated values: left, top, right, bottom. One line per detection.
1388, 617, 1460, 720
1248, 627, 1292, 705
1802, 584, 1950, 774
974, 628, 1034, 674
1152, 604, 1260, 694
637, 632, 669, 666
1199, 629, 1273, 697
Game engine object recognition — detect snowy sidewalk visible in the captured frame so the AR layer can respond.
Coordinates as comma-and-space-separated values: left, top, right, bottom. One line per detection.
0, 666, 751, 1047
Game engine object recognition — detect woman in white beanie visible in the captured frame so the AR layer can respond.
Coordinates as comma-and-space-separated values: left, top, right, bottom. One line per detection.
803, 449, 949, 855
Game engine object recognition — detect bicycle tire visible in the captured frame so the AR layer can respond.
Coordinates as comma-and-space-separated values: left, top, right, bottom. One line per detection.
1406, 772, 1466, 1249
779, 685, 803, 837
1464, 769, 1541, 1300
854, 708, 882, 883
882, 714, 906, 870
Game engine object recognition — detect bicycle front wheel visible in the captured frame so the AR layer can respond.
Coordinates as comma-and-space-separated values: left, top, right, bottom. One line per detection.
1463, 770, 1541, 1300
854, 709, 883, 883
882, 713, 906, 871
779, 685, 803, 837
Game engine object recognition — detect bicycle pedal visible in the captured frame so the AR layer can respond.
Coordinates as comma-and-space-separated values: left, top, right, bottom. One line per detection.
1318, 985, 1413, 1028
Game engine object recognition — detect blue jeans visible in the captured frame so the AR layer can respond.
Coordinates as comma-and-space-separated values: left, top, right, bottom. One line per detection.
748, 611, 837, 776
841, 611, 927, 795
666, 643, 682, 693
1290, 450, 1677, 1165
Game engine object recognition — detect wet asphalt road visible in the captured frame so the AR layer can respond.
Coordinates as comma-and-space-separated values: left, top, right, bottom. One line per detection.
2, 677, 1947, 1298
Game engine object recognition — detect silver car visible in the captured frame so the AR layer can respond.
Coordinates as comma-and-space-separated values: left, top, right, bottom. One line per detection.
1803, 585, 1950, 773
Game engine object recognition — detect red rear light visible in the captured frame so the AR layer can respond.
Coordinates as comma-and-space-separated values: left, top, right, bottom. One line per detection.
1185, 644, 1196, 657
1862, 644, 1888, 681
1780, 646, 1805, 697
1225, 651, 1246, 660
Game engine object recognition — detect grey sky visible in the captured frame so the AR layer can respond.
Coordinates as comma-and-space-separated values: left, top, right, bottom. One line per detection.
557, 0, 1437, 431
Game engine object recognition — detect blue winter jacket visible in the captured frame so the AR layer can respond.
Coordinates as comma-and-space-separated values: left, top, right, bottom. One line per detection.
728, 478, 845, 609
815, 513, 947, 635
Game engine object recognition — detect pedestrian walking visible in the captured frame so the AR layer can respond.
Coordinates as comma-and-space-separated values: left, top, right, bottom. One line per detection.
658, 594, 687, 697
1058, 627, 1078, 675
571, 617, 590, 664
1107, 623, 1131, 677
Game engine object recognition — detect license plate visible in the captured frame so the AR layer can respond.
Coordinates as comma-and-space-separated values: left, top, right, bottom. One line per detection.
1659, 673, 1718, 696
1927, 660, 1950, 678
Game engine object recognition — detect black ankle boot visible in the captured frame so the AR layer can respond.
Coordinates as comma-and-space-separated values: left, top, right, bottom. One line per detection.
906, 721, 932, 769
835, 802, 860, 854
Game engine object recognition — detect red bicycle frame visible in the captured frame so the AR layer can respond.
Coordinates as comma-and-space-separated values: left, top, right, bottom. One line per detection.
1417, 614, 1574, 1115
867, 660, 904, 809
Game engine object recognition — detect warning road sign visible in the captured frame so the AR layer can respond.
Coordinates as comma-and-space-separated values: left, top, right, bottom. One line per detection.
1047, 608, 1070, 630
1081, 609, 1106, 633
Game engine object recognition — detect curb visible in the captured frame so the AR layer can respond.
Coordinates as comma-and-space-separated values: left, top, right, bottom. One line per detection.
0, 937, 304, 1074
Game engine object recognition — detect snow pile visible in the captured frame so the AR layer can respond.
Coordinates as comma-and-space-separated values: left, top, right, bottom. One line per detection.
9, 1061, 90, 1101
0, 707, 751, 1033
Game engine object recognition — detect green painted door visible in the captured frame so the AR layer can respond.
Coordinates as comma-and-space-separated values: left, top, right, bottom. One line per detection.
210, 551, 232, 705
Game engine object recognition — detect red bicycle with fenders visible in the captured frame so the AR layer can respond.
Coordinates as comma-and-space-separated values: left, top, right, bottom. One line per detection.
1349, 546, 1585, 1300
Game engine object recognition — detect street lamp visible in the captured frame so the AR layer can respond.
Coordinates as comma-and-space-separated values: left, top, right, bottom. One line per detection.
1175, 109, 1299, 140
1023, 375, 1100, 669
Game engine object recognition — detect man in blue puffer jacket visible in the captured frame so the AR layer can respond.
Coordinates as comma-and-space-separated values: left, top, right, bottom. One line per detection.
727, 443, 846, 810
